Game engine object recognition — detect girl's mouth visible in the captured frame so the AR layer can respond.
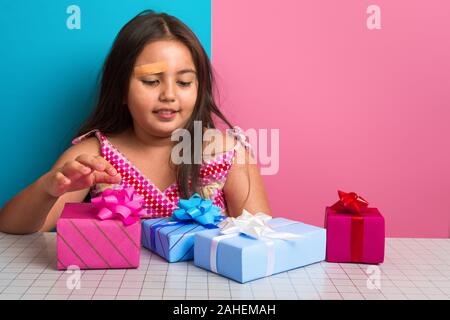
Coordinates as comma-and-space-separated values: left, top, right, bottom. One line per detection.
153, 109, 179, 121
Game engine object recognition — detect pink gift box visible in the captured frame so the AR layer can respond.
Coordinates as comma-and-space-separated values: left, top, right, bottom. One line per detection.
56, 203, 141, 270
325, 206, 385, 264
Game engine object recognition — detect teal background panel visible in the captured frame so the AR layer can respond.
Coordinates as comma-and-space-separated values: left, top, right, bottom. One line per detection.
0, 0, 211, 207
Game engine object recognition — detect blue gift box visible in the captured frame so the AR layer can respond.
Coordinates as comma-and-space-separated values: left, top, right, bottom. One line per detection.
194, 218, 326, 283
141, 217, 217, 263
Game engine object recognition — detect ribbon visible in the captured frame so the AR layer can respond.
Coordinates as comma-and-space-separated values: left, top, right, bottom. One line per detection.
329, 190, 368, 261
210, 210, 302, 277
90, 187, 146, 226
149, 219, 186, 252
148, 194, 225, 252
217, 210, 301, 240
330, 190, 369, 215
172, 193, 224, 227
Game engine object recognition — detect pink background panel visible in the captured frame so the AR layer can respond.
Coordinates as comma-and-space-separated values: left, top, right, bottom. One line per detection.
212, 0, 450, 237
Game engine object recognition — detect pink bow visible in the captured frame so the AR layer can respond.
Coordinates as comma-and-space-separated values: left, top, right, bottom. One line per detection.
91, 187, 146, 226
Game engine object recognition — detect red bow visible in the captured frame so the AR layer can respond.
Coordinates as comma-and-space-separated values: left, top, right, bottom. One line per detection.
330, 190, 369, 215
329, 190, 370, 262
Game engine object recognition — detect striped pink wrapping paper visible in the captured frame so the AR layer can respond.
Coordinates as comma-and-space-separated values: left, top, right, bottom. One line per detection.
56, 203, 141, 270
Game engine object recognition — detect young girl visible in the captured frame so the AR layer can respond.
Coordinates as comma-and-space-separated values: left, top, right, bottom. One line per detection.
0, 10, 271, 234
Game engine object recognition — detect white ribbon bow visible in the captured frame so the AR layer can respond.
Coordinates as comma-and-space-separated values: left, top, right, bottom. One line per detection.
210, 210, 302, 277
218, 210, 301, 240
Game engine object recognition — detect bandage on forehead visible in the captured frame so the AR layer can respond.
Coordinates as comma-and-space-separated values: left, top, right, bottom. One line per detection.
133, 61, 169, 77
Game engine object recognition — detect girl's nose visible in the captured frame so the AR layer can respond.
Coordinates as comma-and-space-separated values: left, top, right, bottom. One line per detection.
160, 81, 176, 102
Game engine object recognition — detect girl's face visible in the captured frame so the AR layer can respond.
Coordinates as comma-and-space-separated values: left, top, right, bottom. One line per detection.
127, 40, 198, 138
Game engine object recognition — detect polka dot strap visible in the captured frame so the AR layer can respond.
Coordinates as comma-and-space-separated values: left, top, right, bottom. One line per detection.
72, 129, 102, 145
227, 125, 255, 160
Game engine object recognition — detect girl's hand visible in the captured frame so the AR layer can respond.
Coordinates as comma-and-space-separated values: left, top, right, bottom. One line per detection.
42, 154, 121, 198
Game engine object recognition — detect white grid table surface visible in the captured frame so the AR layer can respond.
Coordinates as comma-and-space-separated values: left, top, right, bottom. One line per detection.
0, 232, 449, 300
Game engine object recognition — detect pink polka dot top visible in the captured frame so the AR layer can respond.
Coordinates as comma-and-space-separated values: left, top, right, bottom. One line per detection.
71, 127, 251, 219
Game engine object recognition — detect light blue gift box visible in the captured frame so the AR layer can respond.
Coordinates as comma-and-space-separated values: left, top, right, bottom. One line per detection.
194, 218, 326, 283
141, 217, 217, 263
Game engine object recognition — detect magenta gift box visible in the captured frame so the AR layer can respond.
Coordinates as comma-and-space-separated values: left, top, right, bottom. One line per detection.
56, 203, 141, 270
325, 206, 385, 264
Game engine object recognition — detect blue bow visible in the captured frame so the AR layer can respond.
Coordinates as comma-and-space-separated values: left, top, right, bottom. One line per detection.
172, 193, 224, 226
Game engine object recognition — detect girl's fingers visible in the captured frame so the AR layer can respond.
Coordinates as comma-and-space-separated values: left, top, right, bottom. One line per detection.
47, 171, 71, 197
52, 155, 121, 197
75, 154, 104, 171
93, 171, 122, 185
76, 154, 118, 176
60, 160, 91, 179
55, 171, 71, 186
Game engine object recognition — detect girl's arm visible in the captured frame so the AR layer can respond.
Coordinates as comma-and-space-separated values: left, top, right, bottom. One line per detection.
223, 139, 271, 217
0, 138, 120, 234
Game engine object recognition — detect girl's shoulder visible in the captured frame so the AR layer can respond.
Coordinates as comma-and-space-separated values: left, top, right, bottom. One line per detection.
69, 129, 104, 156
70, 129, 133, 160
66, 136, 101, 158
51, 134, 102, 172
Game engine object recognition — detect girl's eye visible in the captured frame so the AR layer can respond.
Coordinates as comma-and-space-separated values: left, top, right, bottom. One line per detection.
141, 80, 192, 87
142, 80, 159, 86
178, 81, 192, 87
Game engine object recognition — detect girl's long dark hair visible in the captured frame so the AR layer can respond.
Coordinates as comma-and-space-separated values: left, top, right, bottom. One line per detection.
76, 10, 238, 199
